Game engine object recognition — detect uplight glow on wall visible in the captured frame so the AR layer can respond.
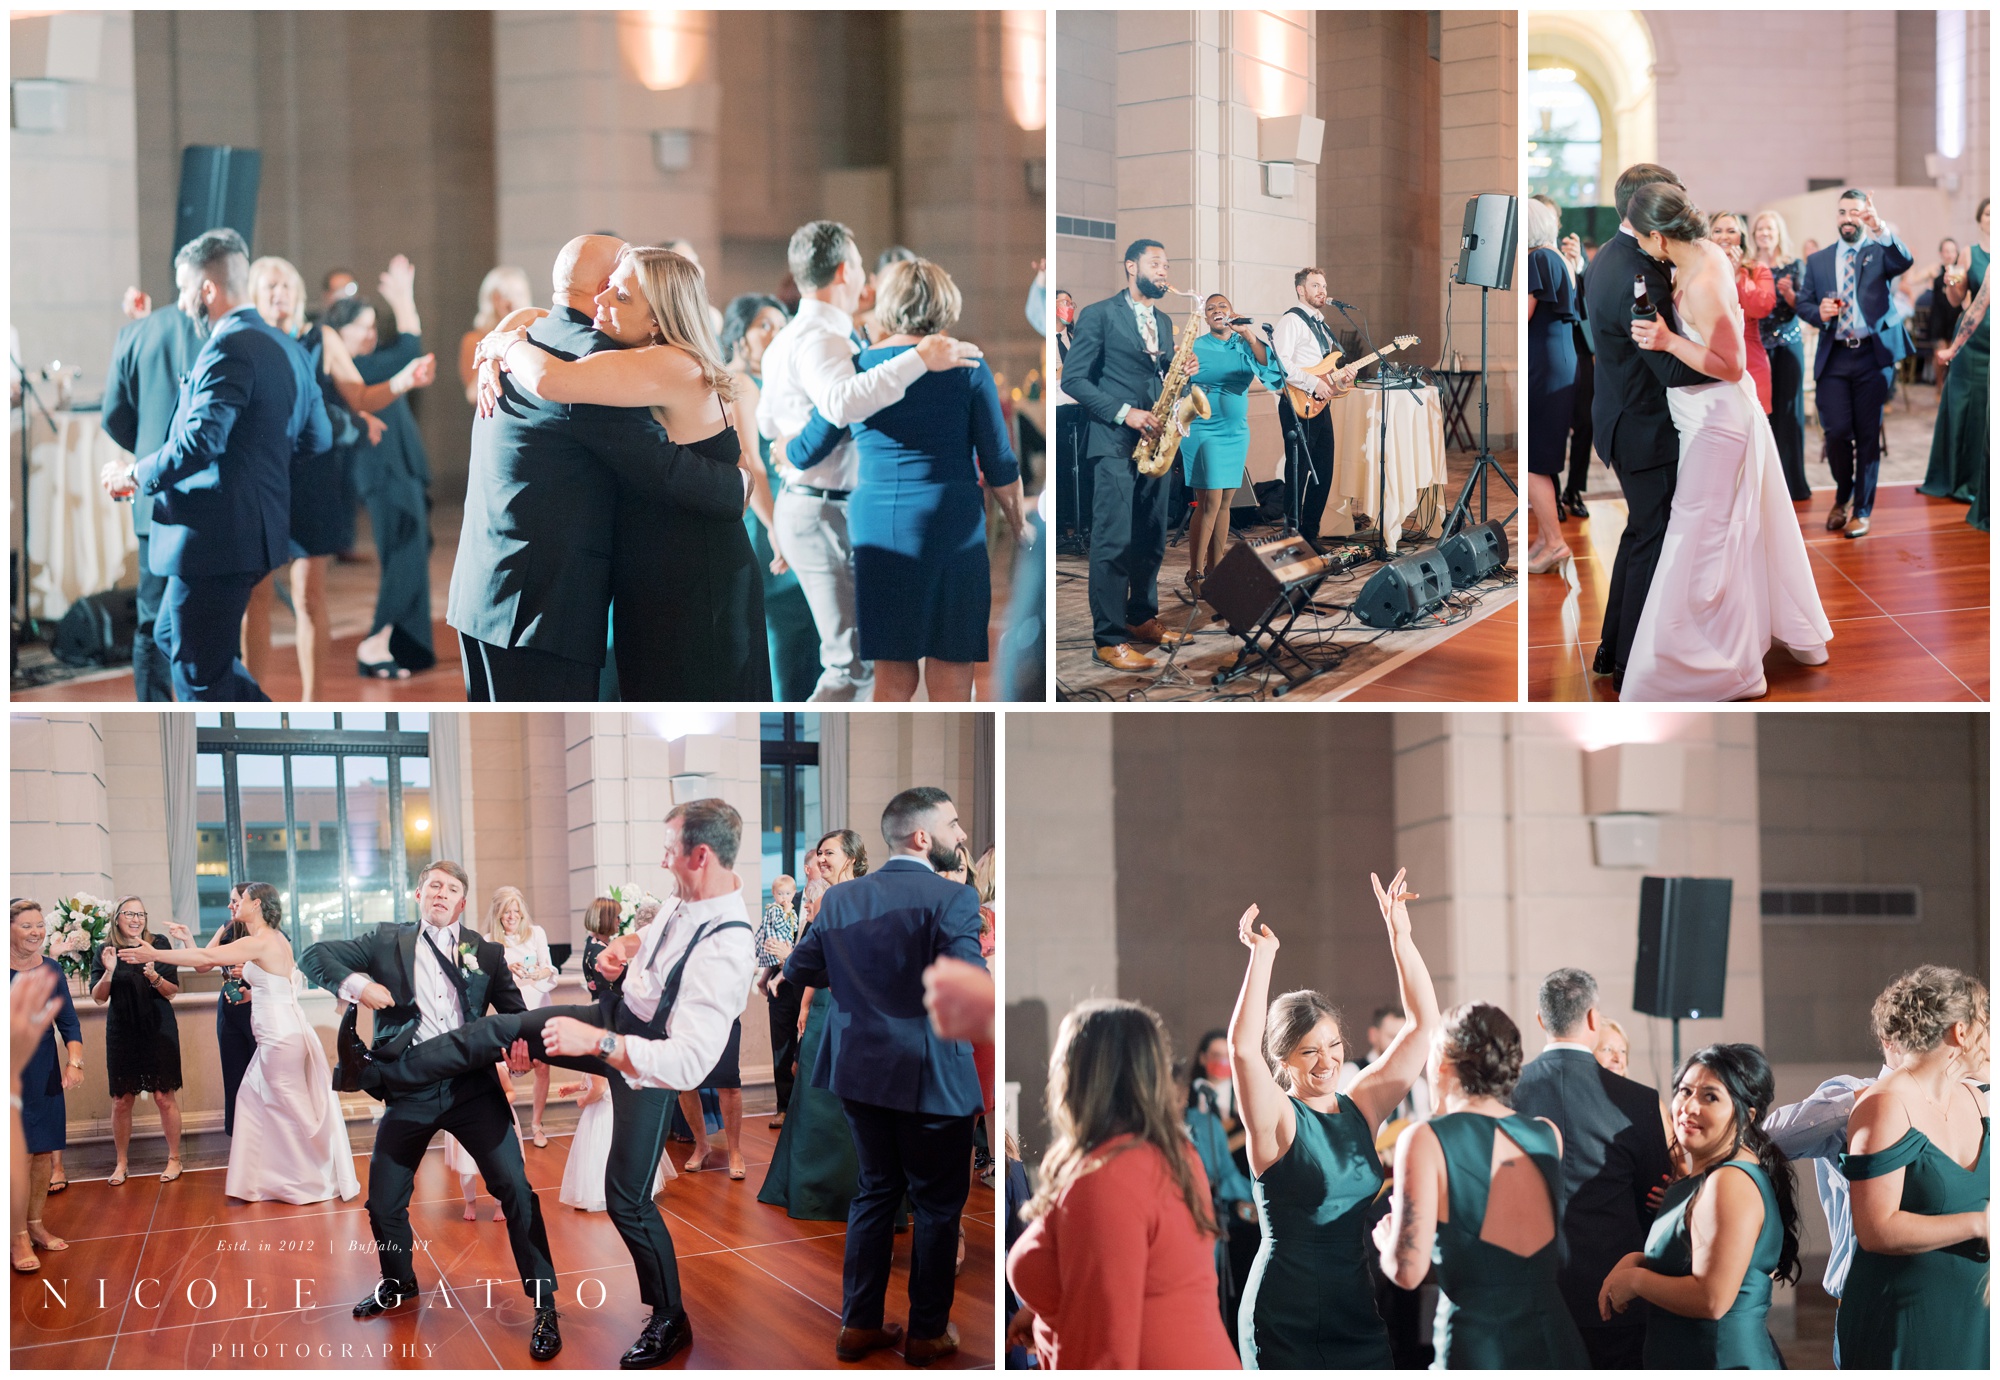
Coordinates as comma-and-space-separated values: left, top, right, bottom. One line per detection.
1563, 709, 1677, 754
1241, 10, 1308, 119
620, 9, 709, 92
1004, 10, 1046, 131
1938, 10, 1967, 159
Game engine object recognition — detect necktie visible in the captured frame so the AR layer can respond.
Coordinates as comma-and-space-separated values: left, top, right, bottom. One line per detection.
1133, 298, 1159, 354
1839, 248, 1859, 340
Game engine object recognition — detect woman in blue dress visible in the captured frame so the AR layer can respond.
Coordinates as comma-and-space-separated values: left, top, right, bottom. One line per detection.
1179, 294, 1287, 603
844, 258, 1034, 701
10, 899, 83, 1273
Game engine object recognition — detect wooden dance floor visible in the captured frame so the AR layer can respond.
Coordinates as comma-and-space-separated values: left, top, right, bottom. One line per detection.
1527, 483, 1989, 701
9, 1119, 995, 1370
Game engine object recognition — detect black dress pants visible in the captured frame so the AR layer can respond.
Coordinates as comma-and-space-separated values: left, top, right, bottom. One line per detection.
1565, 348, 1596, 496
1818, 344, 1890, 516
132, 533, 174, 702
1598, 456, 1678, 674
766, 978, 803, 1110
459, 631, 601, 702
1768, 336, 1811, 501
1278, 396, 1335, 540
368, 1073, 555, 1304
839, 1100, 974, 1338
1086, 453, 1170, 646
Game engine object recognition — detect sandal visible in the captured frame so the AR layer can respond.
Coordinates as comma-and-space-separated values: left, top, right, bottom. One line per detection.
26, 1221, 68, 1252
106, 1167, 129, 1188
531, 1124, 549, 1149
357, 657, 411, 680
45, 1176, 67, 1195
728, 1154, 746, 1182
160, 1157, 184, 1183
11, 1233, 38, 1274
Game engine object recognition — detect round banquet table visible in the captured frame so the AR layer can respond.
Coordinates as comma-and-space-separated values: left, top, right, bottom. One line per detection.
21, 409, 139, 620
1321, 382, 1449, 552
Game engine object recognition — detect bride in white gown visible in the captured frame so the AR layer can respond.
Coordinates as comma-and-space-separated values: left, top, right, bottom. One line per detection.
166, 894, 359, 1205
1625, 182, 1833, 700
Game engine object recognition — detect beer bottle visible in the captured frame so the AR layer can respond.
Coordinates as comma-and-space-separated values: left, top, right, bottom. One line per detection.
1632, 273, 1656, 321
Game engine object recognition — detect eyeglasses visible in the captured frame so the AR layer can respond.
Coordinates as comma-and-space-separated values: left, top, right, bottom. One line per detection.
118, 910, 148, 921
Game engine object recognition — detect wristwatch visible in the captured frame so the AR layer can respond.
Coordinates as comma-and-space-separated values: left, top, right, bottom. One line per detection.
596, 1033, 620, 1062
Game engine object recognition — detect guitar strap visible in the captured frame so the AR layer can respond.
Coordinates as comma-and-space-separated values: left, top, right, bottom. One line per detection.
1286, 305, 1336, 358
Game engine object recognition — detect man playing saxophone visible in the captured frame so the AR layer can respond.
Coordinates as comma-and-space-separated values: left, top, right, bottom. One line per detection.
1063, 238, 1201, 673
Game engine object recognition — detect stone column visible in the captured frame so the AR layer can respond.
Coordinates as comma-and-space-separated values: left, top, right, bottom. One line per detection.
1438, 11, 1517, 448
1056, 10, 1121, 300
9, 714, 115, 906
1844, 11, 1901, 190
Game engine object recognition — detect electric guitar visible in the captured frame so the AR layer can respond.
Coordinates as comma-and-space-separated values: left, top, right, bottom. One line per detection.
1283, 334, 1419, 419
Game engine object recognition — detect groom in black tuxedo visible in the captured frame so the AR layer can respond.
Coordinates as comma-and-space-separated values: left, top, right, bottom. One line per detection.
447, 234, 748, 701
299, 860, 563, 1361
1585, 164, 1716, 690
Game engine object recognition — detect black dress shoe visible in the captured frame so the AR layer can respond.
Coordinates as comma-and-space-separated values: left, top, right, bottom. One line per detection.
620, 1309, 692, 1369
529, 1307, 562, 1362
335, 1006, 386, 1098
353, 1284, 414, 1320
1562, 489, 1590, 520
1592, 641, 1616, 677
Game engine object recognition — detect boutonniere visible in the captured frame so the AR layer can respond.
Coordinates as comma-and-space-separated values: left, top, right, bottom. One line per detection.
456, 940, 478, 970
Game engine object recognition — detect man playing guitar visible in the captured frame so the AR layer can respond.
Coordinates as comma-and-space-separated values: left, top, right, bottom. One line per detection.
1272, 268, 1359, 546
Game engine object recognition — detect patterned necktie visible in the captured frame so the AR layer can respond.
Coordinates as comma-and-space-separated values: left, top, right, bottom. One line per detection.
1838, 246, 1860, 340
1132, 297, 1159, 354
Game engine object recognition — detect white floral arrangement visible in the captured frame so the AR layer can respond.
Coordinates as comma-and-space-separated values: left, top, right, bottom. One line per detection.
45, 893, 112, 980
605, 882, 662, 936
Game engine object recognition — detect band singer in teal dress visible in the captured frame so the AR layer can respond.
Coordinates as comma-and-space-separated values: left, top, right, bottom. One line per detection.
1178, 295, 1287, 602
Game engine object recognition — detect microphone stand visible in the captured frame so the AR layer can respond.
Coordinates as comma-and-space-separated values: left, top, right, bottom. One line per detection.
10, 353, 59, 642
1265, 321, 1322, 545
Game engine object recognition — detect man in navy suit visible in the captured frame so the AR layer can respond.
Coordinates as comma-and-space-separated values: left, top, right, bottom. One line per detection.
1794, 190, 1913, 539
784, 786, 986, 1367
1512, 967, 1675, 1368
100, 255, 205, 701
103, 229, 332, 699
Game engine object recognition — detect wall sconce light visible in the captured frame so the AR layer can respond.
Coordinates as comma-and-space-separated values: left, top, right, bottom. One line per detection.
652, 129, 694, 174
1582, 742, 1686, 869
669, 772, 712, 804
1257, 113, 1323, 201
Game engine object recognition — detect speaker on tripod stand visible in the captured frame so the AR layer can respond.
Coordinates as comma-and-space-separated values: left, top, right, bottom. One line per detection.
1442, 193, 1519, 543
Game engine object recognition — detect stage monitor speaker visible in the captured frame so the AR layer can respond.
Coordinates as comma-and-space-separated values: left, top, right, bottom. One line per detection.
173, 145, 262, 266
1204, 533, 1335, 632
1633, 876, 1732, 1021
1439, 517, 1509, 588
1453, 193, 1517, 291
1353, 548, 1450, 630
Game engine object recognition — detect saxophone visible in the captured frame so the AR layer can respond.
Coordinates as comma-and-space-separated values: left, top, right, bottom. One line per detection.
1133, 288, 1210, 478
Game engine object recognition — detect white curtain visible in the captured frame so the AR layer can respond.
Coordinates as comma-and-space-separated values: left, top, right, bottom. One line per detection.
819, 712, 848, 833
429, 713, 466, 866
161, 713, 198, 930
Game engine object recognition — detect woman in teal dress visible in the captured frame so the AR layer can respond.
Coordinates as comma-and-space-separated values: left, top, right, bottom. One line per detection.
1374, 1001, 1588, 1368
721, 293, 823, 701
1598, 1043, 1798, 1369
758, 830, 868, 1220
1837, 964, 1989, 1369
1178, 294, 1288, 604
1227, 869, 1440, 1369
1919, 199, 1988, 529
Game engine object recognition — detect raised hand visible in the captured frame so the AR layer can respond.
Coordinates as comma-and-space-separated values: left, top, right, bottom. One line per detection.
100, 945, 120, 970
379, 254, 417, 304
1236, 903, 1278, 954
165, 922, 192, 945
1371, 869, 1419, 935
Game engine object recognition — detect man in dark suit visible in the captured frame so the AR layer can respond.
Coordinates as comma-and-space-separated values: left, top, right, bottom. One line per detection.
100, 255, 206, 701
1585, 164, 1720, 690
102, 229, 332, 701
1794, 189, 1913, 539
1512, 967, 1674, 1368
299, 860, 563, 1361
448, 234, 749, 701
1063, 238, 1195, 673
784, 787, 986, 1366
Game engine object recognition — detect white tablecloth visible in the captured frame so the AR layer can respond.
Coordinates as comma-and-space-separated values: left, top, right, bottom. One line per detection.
1322, 384, 1449, 552
23, 410, 138, 619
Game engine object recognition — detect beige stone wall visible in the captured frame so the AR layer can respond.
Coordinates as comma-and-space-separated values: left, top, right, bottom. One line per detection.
1437, 10, 1516, 448
11, 712, 116, 906
1055, 9, 1121, 302
846, 712, 990, 861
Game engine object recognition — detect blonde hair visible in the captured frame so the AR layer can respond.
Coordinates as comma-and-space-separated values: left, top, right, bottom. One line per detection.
248, 256, 308, 338
485, 885, 531, 941
1872, 966, 1989, 1055
473, 266, 534, 332
1599, 1017, 1629, 1044
1749, 210, 1796, 265
874, 258, 963, 337
624, 247, 737, 403
110, 895, 154, 948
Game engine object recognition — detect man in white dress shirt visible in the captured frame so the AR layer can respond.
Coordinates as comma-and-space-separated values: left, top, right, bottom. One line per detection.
1271, 267, 1359, 544
756, 219, 981, 701
341, 802, 756, 1370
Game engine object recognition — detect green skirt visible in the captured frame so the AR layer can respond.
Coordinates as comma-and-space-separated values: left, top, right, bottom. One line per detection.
756, 989, 858, 1221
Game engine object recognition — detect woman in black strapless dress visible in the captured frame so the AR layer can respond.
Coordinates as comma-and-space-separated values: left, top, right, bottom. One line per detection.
476, 244, 770, 700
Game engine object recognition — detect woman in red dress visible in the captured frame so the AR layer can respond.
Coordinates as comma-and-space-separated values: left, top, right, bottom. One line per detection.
1711, 212, 1777, 414
1007, 1000, 1241, 1370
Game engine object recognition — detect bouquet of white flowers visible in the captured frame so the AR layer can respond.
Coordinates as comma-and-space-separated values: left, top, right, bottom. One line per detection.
605, 882, 662, 936
45, 893, 112, 980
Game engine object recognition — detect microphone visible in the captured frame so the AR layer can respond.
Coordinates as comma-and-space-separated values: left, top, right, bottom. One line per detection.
1258, 322, 1275, 336
1229, 316, 1253, 326
1331, 299, 1358, 312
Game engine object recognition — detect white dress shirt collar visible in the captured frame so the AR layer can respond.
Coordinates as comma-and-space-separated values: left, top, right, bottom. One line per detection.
794, 297, 858, 338
880, 853, 938, 873
1541, 1039, 1598, 1056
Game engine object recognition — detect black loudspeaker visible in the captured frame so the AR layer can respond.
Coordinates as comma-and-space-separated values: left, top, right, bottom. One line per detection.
1453, 193, 1518, 291
1439, 517, 1509, 588
51, 587, 138, 667
1353, 548, 1450, 630
1633, 877, 1733, 1021
1204, 534, 1336, 631
173, 145, 262, 264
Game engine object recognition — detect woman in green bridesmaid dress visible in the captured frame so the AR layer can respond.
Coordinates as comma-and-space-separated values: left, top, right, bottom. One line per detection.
1919, 199, 1989, 529
1838, 965, 1989, 1370
758, 831, 868, 1220
1374, 1001, 1588, 1368
1598, 1043, 1799, 1369
1227, 869, 1440, 1370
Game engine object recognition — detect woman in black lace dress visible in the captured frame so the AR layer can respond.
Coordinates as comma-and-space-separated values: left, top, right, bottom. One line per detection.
88, 896, 183, 1185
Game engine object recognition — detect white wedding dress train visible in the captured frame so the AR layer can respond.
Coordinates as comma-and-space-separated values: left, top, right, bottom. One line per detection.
225, 961, 361, 1204
1622, 309, 1832, 701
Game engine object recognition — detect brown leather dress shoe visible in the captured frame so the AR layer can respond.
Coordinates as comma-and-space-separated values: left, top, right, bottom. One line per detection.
1126, 618, 1190, 647
1093, 643, 1157, 672
1843, 513, 1871, 539
1825, 500, 1850, 531
904, 1324, 960, 1367
836, 1323, 905, 1363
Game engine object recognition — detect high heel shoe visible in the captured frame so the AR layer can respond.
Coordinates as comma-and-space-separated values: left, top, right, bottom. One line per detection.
1527, 545, 1573, 575
1561, 489, 1589, 520
12, 1233, 39, 1274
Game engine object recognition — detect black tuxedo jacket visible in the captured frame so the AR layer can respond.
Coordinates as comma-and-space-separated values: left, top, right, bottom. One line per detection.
1512, 1046, 1674, 1333
1061, 291, 1176, 461
1585, 231, 1712, 476
447, 306, 747, 668
301, 922, 525, 1059
101, 306, 205, 541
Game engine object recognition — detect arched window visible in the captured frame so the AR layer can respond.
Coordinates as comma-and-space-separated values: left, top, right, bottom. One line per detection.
1527, 66, 1605, 208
